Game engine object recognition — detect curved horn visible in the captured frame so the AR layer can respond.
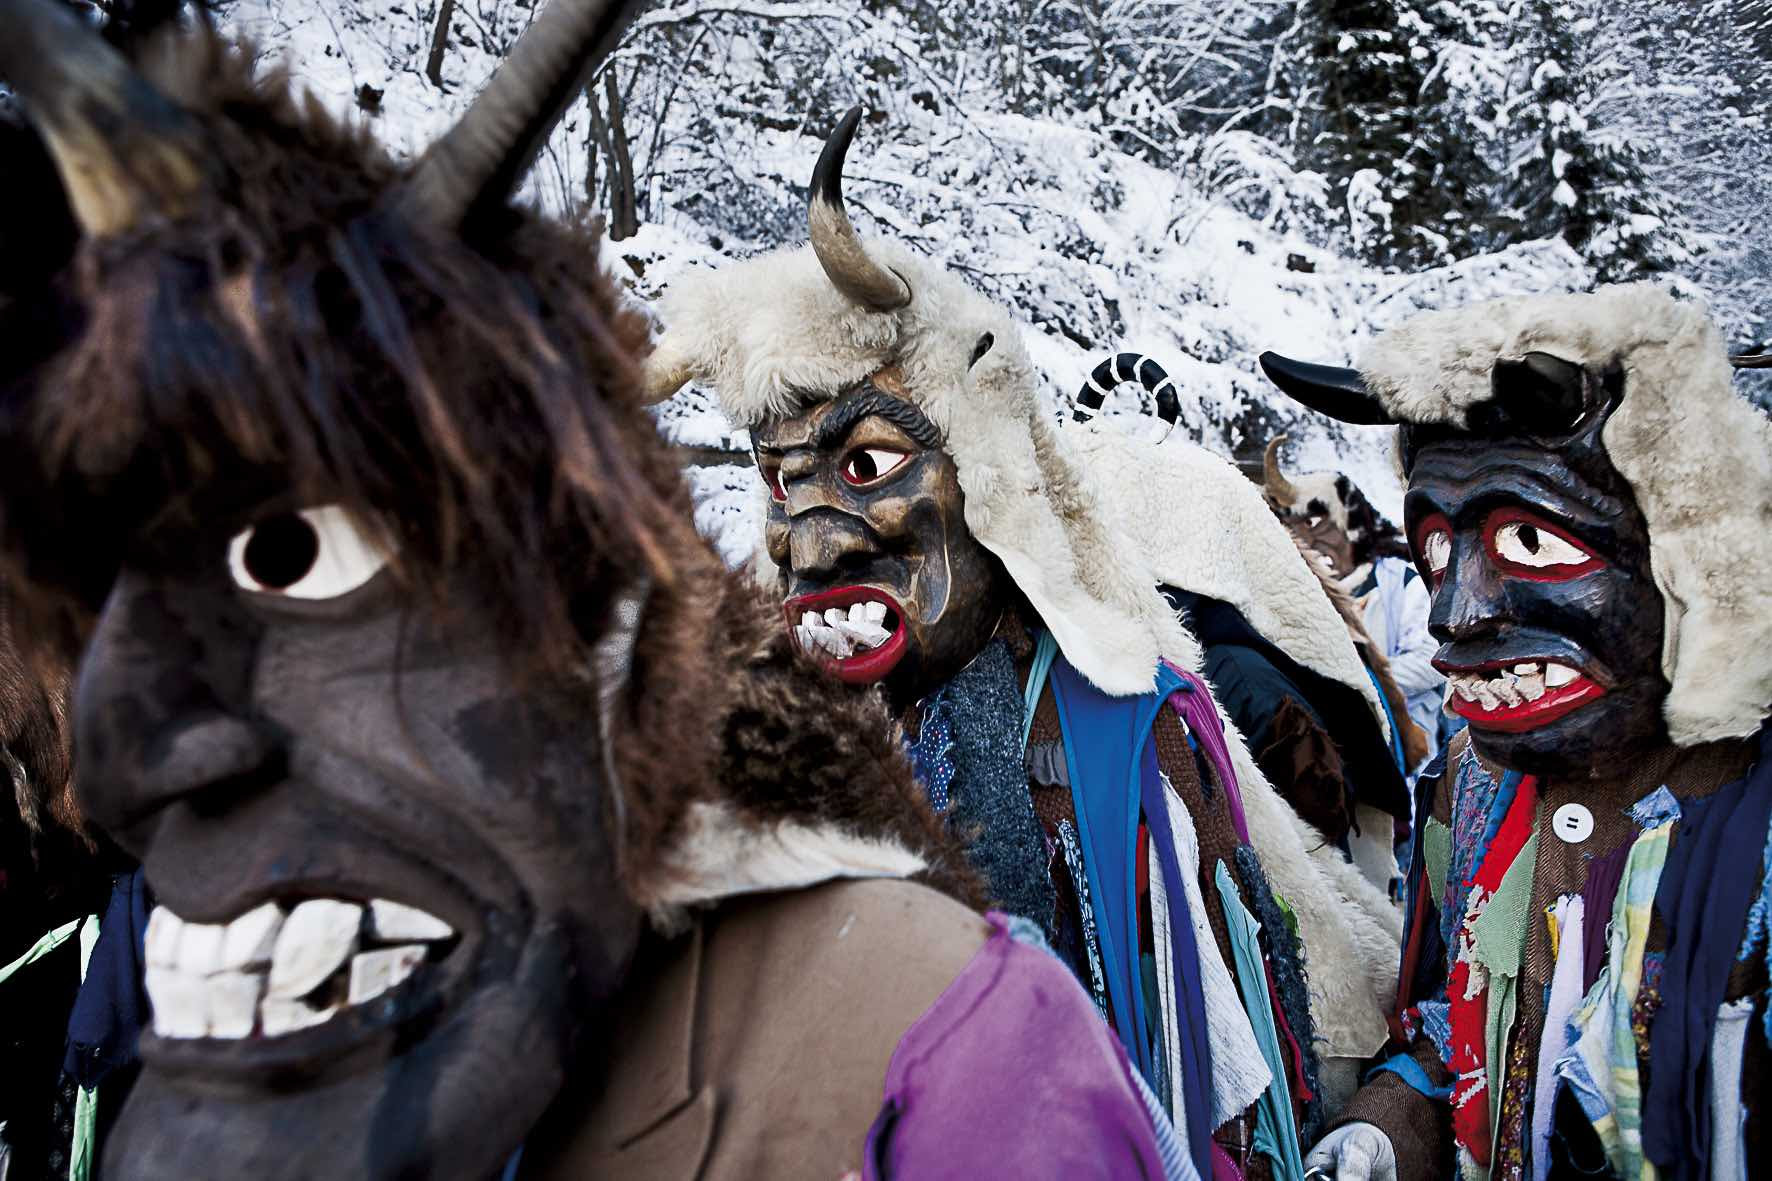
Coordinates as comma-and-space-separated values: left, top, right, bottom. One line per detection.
1262, 435, 1300, 505
1732, 351, 1772, 369
0, 0, 209, 237
807, 107, 911, 312
396, 0, 647, 227
1074, 352, 1178, 427
1257, 352, 1395, 425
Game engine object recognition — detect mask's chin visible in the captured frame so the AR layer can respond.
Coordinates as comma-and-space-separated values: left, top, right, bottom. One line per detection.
108, 929, 578, 1181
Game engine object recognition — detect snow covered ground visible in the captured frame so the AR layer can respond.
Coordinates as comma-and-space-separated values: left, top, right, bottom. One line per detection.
217, 0, 1599, 564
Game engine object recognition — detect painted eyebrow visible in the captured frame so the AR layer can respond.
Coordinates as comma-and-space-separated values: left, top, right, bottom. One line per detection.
813, 388, 943, 450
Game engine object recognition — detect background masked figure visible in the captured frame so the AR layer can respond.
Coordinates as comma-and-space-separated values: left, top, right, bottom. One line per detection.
1263, 285, 1772, 1181
1262, 437, 1444, 770
647, 107, 1403, 1178
0, 2, 1178, 1177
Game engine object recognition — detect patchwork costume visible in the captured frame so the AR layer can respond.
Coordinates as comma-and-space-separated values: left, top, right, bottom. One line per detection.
1262, 285, 1772, 1180
645, 109, 1401, 1179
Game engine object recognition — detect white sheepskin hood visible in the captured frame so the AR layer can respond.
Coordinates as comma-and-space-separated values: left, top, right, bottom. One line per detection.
1065, 426, 1389, 735
650, 240, 1198, 696
1358, 283, 1772, 746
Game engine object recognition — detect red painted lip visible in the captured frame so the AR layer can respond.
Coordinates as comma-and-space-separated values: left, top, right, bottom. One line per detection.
784, 586, 908, 685
1437, 659, 1607, 733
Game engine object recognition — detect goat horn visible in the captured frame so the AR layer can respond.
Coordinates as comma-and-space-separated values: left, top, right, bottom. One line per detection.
397, 0, 647, 227
0, 0, 209, 238
1263, 435, 1300, 505
1257, 352, 1395, 425
807, 107, 911, 312
1731, 351, 1772, 369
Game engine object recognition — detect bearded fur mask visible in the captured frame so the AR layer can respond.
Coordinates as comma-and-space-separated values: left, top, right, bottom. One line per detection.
1262, 283, 1772, 747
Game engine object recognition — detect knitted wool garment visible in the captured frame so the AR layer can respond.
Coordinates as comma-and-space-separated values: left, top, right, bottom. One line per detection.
916, 639, 1058, 942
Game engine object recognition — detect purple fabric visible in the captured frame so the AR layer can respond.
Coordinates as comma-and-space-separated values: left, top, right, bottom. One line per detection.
1162, 664, 1249, 845
1209, 1142, 1244, 1181
1579, 840, 1631, 994
864, 911, 1165, 1180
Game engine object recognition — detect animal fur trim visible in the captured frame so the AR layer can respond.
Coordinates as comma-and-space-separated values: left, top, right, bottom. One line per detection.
1068, 427, 1390, 739
639, 799, 928, 930
1358, 284, 1772, 744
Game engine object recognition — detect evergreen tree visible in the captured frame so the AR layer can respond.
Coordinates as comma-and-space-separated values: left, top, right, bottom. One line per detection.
1506, 0, 1695, 281
1269, 0, 1511, 268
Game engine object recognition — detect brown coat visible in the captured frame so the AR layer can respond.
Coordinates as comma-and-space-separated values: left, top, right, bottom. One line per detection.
527, 878, 993, 1180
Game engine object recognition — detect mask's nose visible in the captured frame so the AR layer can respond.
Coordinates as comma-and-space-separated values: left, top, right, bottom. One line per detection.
787, 511, 880, 582
1427, 534, 1505, 644
74, 570, 282, 840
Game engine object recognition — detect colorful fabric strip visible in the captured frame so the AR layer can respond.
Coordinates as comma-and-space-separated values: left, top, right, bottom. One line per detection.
1214, 860, 1305, 1181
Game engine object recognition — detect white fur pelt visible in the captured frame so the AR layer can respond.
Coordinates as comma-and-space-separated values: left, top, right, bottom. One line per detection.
1066, 427, 1391, 742
640, 799, 928, 932
1359, 283, 1772, 745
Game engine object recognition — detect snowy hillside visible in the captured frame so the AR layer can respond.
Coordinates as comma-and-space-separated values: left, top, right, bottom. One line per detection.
212, 0, 1760, 565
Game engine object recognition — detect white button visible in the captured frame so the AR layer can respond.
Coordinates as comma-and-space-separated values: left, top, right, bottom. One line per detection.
1552, 803, 1594, 844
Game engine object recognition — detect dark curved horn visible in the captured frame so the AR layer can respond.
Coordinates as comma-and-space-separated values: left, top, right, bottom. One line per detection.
1257, 352, 1394, 425
0, 0, 209, 237
1732, 351, 1772, 369
1262, 435, 1300, 504
807, 107, 911, 312
396, 0, 647, 227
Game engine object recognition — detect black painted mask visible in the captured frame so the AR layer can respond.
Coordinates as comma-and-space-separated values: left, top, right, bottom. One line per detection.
1401, 355, 1669, 777
69, 490, 642, 1180
752, 378, 1010, 707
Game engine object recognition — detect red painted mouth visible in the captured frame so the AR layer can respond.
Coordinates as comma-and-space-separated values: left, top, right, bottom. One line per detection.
1435, 658, 1607, 733
784, 586, 908, 685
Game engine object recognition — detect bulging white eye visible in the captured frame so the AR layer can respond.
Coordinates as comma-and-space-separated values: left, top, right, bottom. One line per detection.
227, 505, 389, 600
1491, 520, 1593, 569
1421, 529, 1452, 576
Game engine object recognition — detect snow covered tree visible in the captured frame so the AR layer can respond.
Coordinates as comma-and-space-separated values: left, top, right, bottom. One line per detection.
1503, 0, 1696, 281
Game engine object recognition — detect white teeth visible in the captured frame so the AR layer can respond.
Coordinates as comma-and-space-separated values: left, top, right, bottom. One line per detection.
176, 921, 227, 976
824, 607, 846, 626
261, 996, 338, 1037
220, 902, 285, 970
348, 945, 427, 1005
1471, 680, 1501, 711
1545, 663, 1578, 688
367, 900, 453, 942
146, 968, 210, 1038
1518, 673, 1546, 701
794, 599, 895, 659
801, 611, 820, 630
848, 603, 867, 624
831, 618, 892, 649
145, 899, 450, 1041
1513, 662, 1541, 676
267, 900, 362, 1001
1493, 676, 1522, 707
146, 907, 185, 969
207, 971, 266, 1038
863, 600, 887, 624
1454, 677, 1480, 701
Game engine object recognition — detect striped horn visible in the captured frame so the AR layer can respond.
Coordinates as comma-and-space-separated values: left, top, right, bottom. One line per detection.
1074, 352, 1180, 427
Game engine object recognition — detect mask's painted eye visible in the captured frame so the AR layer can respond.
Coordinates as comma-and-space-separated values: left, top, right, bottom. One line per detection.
1486, 511, 1602, 579
841, 447, 911, 486
227, 506, 390, 600
1412, 512, 1453, 589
